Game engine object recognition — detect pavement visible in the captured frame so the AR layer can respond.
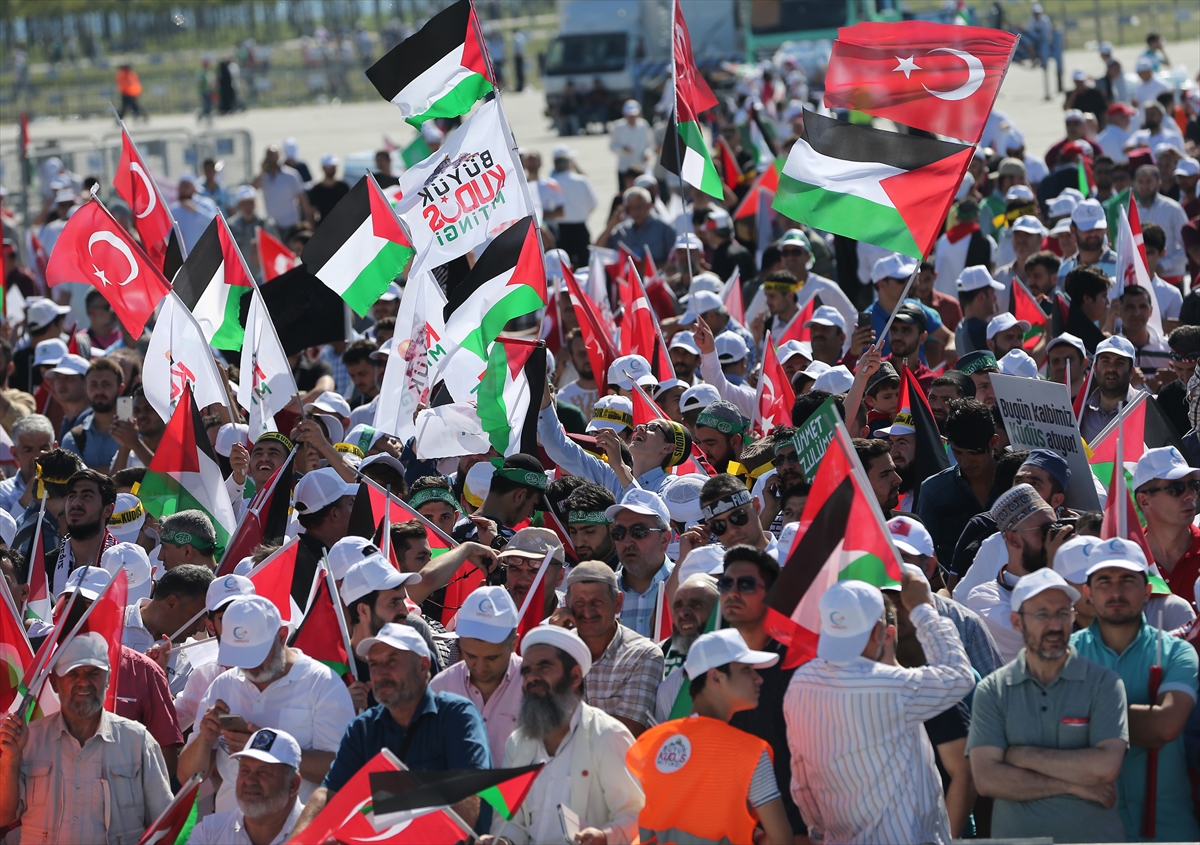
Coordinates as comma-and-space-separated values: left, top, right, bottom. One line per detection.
7, 37, 1194, 236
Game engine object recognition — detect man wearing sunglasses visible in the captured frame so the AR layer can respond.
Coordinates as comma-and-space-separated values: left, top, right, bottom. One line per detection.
965, 484, 1077, 662
604, 489, 673, 639
1133, 447, 1200, 600
696, 475, 774, 556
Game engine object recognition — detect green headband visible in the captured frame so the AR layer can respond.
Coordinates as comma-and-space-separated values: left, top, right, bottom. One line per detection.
492, 465, 549, 491
160, 529, 215, 552
408, 488, 461, 512
568, 510, 612, 525
355, 425, 380, 454
256, 431, 294, 452
696, 411, 748, 435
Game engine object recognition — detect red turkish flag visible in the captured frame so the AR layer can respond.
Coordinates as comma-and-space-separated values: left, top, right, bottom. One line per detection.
672, 0, 718, 122
752, 335, 795, 438
824, 21, 1017, 143
44, 199, 170, 337
112, 127, 174, 268
257, 225, 299, 282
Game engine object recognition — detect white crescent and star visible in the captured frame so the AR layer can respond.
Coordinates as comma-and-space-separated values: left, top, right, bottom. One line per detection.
87, 231, 139, 288
129, 162, 157, 219
893, 49, 985, 100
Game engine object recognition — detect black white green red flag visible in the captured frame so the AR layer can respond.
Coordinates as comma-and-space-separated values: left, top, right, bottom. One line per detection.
659, 0, 722, 199
172, 214, 253, 350
478, 337, 545, 456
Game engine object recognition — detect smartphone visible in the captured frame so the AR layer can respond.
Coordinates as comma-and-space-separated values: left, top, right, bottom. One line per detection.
117, 397, 134, 421
217, 713, 250, 732
857, 310, 873, 330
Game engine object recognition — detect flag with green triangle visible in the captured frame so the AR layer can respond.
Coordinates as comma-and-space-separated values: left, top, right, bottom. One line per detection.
171, 215, 253, 350
289, 573, 350, 677
369, 765, 544, 827
478, 336, 546, 457
659, 0, 723, 200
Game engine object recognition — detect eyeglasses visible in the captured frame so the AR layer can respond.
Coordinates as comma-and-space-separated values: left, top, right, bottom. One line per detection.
1018, 609, 1076, 625
610, 524, 665, 541
644, 422, 669, 438
717, 575, 764, 594
772, 452, 800, 467
500, 559, 542, 574
1169, 351, 1200, 362
1142, 479, 1200, 497
708, 507, 751, 536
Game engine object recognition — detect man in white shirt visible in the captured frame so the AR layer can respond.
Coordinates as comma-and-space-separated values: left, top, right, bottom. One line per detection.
177, 596, 356, 813
551, 146, 598, 268
609, 100, 655, 183
1095, 103, 1137, 162
483, 625, 643, 845
120, 558, 212, 696
1126, 102, 1186, 154
784, 572, 974, 845
1133, 164, 1190, 281
189, 728, 305, 845
1132, 57, 1170, 119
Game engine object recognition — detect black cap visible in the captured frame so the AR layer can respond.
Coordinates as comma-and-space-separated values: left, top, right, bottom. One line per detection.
893, 301, 928, 331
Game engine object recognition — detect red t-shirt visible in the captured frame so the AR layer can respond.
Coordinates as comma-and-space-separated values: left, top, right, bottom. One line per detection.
1160, 523, 1200, 605
116, 646, 184, 750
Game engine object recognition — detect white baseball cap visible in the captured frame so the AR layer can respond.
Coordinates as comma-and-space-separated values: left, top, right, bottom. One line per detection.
1046, 333, 1086, 357
811, 365, 854, 394
1083, 537, 1149, 578
1004, 185, 1036, 204
369, 338, 393, 360
1070, 199, 1108, 232
47, 353, 89, 377
804, 305, 847, 333
519, 625, 592, 676
674, 543, 727, 583
680, 384, 721, 415
1135, 56, 1154, 72
305, 391, 352, 420
60, 565, 112, 601
355, 621, 432, 660
715, 332, 749, 364
27, 300, 71, 332
107, 493, 146, 543
100, 542, 153, 603
622, 99, 641, 116
1094, 335, 1135, 361
957, 266, 1005, 293
608, 354, 657, 390
587, 394, 634, 434
455, 586, 518, 643
32, 337, 68, 367
800, 360, 831, 381
684, 628, 779, 679
688, 272, 724, 296
669, 331, 702, 355
232, 728, 303, 769
235, 185, 257, 203
1174, 157, 1200, 178
328, 536, 381, 581
887, 516, 935, 557
1047, 195, 1079, 219
206, 573, 256, 612
871, 254, 918, 283
776, 340, 812, 364
0, 509, 14, 548
661, 473, 706, 523
987, 313, 1030, 341
215, 423, 250, 458
998, 349, 1039, 379
320, 153, 339, 168
817, 580, 884, 662
673, 232, 703, 252
1132, 446, 1197, 492
341, 553, 421, 605
1053, 535, 1101, 584
218, 596, 283, 669
1011, 214, 1047, 235
1064, 108, 1086, 122
1010, 568, 1080, 611
293, 467, 358, 514
604, 487, 671, 527
54, 631, 110, 676
681, 290, 724, 324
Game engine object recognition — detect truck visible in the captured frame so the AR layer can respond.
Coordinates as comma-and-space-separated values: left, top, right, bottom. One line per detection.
742, 0, 902, 60
542, 0, 740, 124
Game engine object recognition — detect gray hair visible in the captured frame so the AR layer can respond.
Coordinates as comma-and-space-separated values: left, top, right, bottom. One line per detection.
159, 509, 217, 549
622, 186, 652, 205
12, 414, 54, 444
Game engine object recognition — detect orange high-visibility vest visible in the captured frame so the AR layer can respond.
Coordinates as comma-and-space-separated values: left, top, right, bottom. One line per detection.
626, 714, 771, 845
117, 68, 142, 97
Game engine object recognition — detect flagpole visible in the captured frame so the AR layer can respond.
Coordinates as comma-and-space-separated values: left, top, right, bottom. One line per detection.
109, 102, 189, 262
324, 561, 360, 683
1116, 408, 1127, 540
0, 569, 32, 653
167, 606, 210, 644
19, 489, 48, 619
515, 548, 554, 632
873, 264, 921, 355
668, 0, 695, 293
353, 471, 459, 548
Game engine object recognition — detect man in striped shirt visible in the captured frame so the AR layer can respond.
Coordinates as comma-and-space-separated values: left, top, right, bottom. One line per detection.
784, 572, 975, 844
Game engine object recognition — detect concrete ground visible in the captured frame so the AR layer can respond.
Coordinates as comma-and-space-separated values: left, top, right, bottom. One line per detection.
7, 37, 1195, 236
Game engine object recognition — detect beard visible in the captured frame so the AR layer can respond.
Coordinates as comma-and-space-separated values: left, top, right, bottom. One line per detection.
62, 687, 104, 720
239, 788, 293, 821
896, 464, 917, 494
670, 632, 698, 655
244, 639, 287, 685
1021, 542, 1049, 574
92, 399, 116, 414
66, 516, 103, 541
373, 664, 425, 708
517, 676, 578, 740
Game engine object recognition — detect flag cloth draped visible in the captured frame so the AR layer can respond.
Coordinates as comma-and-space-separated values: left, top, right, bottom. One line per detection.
79, 569, 128, 713
44, 198, 171, 336
258, 225, 299, 283
216, 447, 296, 576
171, 214, 253, 350
244, 537, 309, 623
0, 578, 33, 714
238, 286, 299, 441
766, 424, 904, 669
364, 0, 494, 128
478, 337, 546, 457
113, 125, 175, 269
290, 574, 351, 677
135, 385, 238, 560
301, 174, 415, 316
659, 0, 722, 199
22, 504, 52, 624
721, 267, 745, 325
1113, 201, 1163, 340
617, 258, 675, 381
752, 334, 794, 437
773, 111, 974, 259
369, 765, 543, 823
562, 262, 618, 393
143, 291, 231, 425
137, 775, 202, 845
1012, 279, 1048, 352
823, 21, 1017, 143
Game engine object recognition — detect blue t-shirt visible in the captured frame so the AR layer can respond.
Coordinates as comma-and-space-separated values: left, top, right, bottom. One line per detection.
1071, 618, 1200, 843
871, 298, 942, 361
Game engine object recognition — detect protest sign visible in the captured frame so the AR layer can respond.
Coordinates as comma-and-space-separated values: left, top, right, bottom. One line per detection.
792, 397, 840, 482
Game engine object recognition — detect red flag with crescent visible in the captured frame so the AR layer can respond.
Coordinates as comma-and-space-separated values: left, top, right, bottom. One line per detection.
44, 198, 171, 336
113, 126, 174, 268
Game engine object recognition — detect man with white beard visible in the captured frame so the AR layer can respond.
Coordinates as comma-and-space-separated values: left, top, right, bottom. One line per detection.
189, 728, 305, 845
482, 626, 644, 845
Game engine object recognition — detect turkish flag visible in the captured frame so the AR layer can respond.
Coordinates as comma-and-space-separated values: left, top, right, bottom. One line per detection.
112, 127, 174, 268
257, 226, 298, 282
672, 0, 718, 122
824, 21, 1017, 143
44, 199, 171, 336
753, 335, 795, 438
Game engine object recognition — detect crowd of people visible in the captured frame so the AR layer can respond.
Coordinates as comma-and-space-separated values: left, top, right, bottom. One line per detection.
3, 23, 1200, 845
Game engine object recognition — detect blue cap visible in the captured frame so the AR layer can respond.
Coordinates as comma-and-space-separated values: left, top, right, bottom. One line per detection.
1022, 449, 1071, 494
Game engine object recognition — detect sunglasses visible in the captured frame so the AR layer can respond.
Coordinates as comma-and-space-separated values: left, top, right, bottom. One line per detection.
1169, 351, 1200, 362
1142, 479, 1200, 497
708, 507, 751, 536
610, 524, 664, 541
772, 452, 800, 467
717, 575, 764, 594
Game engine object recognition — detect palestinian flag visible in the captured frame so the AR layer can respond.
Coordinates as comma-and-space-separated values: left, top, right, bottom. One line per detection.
1012, 278, 1048, 352
899, 367, 950, 508
365, 0, 494, 128
370, 765, 543, 827
134, 386, 237, 560
246, 537, 320, 622
1103, 187, 1131, 243
1099, 452, 1172, 595
659, 0, 722, 199
288, 750, 467, 845
21, 505, 51, 624
665, 609, 721, 720
172, 215, 253, 350
0, 578, 32, 714
301, 174, 415, 316
773, 110, 974, 259
137, 774, 202, 845
479, 336, 545, 457
515, 551, 554, 648
290, 574, 350, 677
1088, 392, 1183, 490
766, 423, 903, 668
216, 447, 296, 576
